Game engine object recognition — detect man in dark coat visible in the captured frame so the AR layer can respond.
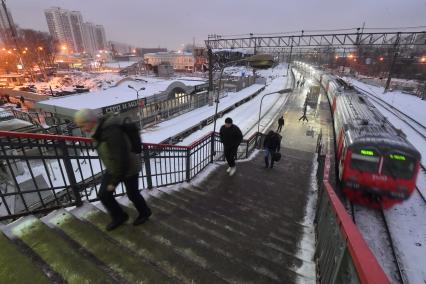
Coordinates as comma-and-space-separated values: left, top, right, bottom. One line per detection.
219, 117, 243, 176
277, 115, 285, 132
263, 130, 282, 168
74, 109, 151, 231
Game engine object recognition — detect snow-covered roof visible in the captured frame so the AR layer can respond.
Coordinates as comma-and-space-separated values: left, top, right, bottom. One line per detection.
103, 61, 137, 69
35, 78, 207, 116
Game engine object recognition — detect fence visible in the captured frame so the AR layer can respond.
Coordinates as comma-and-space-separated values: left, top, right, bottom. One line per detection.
0, 130, 261, 221
315, 141, 389, 283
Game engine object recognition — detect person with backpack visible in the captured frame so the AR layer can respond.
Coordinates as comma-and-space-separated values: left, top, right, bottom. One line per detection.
74, 109, 151, 231
219, 117, 243, 176
263, 130, 282, 169
277, 115, 285, 132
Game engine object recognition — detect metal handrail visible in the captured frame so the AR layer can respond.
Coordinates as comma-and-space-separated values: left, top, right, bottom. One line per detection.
0, 130, 261, 221
316, 153, 390, 284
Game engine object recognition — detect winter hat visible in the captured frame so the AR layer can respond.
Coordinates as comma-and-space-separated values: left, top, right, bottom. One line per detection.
74, 108, 98, 126
225, 117, 233, 124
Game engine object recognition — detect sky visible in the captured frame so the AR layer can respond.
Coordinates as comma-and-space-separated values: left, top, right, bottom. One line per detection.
7, 0, 426, 50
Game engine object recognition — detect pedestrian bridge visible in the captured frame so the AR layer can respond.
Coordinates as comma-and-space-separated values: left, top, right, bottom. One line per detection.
0, 86, 389, 283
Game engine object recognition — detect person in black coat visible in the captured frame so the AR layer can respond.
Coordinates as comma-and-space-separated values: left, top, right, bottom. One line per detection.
219, 117, 243, 176
263, 130, 282, 168
277, 116, 285, 132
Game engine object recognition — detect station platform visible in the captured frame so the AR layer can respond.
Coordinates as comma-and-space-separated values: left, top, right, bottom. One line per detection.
0, 80, 335, 283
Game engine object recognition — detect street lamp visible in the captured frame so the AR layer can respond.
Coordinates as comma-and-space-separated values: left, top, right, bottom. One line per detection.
210, 55, 271, 159
257, 89, 291, 134
128, 82, 147, 131
212, 55, 266, 136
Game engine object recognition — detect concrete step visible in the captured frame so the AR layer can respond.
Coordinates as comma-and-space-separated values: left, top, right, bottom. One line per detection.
149, 192, 315, 282
0, 231, 50, 284
160, 187, 316, 265
3, 215, 116, 283
71, 202, 228, 284
118, 196, 278, 284
42, 209, 173, 284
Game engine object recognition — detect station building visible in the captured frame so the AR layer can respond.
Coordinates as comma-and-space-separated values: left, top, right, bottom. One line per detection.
34, 77, 209, 133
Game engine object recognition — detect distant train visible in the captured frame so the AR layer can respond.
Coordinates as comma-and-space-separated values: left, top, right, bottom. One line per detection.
312, 68, 421, 208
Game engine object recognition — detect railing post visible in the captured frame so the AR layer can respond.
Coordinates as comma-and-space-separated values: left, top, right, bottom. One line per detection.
60, 141, 82, 206
210, 132, 215, 163
143, 144, 153, 189
246, 139, 249, 158
186, 148, 191, 182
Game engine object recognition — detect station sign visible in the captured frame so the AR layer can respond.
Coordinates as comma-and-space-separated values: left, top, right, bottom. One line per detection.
102, 100, 139, 114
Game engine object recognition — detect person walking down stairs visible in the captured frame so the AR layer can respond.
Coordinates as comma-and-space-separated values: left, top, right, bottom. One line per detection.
74, 109, 152, 231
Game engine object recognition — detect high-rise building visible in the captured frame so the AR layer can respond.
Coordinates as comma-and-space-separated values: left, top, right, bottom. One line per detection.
44, 7, 107, 55
94, 25, 107, 51
69, 11, 85, 53
45, 7, 75, 52
0, 3, 16, 45
82, 22, 97, 55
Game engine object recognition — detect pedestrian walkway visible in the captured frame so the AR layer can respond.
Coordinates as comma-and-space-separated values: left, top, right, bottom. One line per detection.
0, 79, 334, 283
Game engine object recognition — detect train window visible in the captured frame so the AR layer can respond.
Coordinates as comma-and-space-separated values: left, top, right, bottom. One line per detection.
382, 154, 416, 179
350, 153, 380, 173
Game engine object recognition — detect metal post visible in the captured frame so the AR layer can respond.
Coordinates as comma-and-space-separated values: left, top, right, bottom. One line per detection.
286, 40, 293, 76
136, 90, 143, 131
61, 141, 82, 206
142, 145, 153, 189
208, 48, 214, 106
185, 148, 191, 182
384, 32, 401, 93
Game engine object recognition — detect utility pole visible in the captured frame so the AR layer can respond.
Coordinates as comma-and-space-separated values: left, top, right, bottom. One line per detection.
207, 48, 214, 106
384, 32, 401, 93
1, 0, 24, 70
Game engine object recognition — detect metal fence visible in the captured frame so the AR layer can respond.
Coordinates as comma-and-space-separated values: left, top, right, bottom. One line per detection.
314, 145, 389, 283
0, 130, 261, 221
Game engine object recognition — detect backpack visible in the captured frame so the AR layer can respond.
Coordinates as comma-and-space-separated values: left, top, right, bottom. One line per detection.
121, 117, 142, 153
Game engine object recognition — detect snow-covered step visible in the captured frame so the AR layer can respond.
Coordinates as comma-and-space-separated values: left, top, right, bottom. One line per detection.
3, 215, 116, 283
71, 202, 227, 284
0, 231, 50, 283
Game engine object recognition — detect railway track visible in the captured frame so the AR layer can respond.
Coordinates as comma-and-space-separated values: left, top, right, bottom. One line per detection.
351, 203, 407, 284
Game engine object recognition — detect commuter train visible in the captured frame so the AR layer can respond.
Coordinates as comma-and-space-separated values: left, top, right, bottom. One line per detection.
313, 69, 421, 208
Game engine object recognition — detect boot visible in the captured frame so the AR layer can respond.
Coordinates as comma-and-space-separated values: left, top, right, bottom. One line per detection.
264, 157, 269, 168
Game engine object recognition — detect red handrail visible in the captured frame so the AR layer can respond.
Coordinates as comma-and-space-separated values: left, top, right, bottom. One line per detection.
322, 156, 390, 284
0, 130, 93, 143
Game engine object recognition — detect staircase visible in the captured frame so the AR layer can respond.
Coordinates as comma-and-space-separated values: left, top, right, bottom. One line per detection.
0, 183, 316, 284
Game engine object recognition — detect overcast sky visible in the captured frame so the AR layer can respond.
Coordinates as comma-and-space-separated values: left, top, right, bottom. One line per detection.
7, 0, 426, 50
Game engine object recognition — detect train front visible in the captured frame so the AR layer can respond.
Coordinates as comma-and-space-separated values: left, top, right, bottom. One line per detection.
341, 138, 421, 208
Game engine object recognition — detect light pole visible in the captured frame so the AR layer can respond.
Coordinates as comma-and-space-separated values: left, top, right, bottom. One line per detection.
128, 84, 146, 131
257, 89, 291, 134
210, 55, 270, 160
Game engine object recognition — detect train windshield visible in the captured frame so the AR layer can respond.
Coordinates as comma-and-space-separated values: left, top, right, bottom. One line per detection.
350, 149, 380, 173
382, 153, 416, 179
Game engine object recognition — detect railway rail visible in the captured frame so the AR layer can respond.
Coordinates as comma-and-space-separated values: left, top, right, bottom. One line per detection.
351, 203, 407, 284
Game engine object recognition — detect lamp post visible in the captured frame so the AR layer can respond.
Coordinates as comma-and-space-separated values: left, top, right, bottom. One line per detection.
210, 55, 271, 160
257, 89, 291, 134
128, 84, 147, 131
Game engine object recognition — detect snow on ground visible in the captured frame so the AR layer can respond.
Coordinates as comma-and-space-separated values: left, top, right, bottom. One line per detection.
143, 84, 265, 143
177, 73, 290, 145
345, 78, 426, 127
345, 78, 426, 284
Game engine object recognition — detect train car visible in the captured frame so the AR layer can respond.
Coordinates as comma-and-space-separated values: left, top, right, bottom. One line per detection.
319, 71, 421, 208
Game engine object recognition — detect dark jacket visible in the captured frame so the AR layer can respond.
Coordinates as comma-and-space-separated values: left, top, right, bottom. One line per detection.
263, 132, 282, 152
92, 114, 141, 185
219, 124, 243, 149
278, 117, 284, 126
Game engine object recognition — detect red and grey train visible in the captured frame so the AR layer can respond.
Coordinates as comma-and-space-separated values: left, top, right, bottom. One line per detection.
315, 71, 421, 208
